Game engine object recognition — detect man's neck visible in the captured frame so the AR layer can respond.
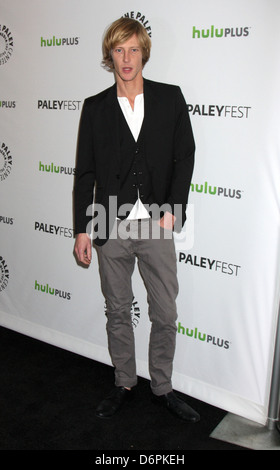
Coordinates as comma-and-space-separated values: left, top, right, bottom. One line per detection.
116, 76, 144, 109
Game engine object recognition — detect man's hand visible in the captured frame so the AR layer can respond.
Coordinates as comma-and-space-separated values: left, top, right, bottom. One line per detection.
74, 233, 92, 266
158, 212, 176, 231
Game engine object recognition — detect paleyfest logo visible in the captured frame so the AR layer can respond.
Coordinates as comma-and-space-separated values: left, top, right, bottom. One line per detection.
0, 256, 9, 292
123, 11, 152, 37
178, 252, 241, 277
0, 24, 13, 65
187, 104, 251, 119
105, 297, 141, 328
0, 142, 12, 182
38, 100, 81, 111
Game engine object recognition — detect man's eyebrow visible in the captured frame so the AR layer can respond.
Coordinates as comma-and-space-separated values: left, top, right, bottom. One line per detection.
114, 44, 140, 48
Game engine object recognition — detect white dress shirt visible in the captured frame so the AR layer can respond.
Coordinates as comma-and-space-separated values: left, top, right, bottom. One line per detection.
117, 94, 150, 220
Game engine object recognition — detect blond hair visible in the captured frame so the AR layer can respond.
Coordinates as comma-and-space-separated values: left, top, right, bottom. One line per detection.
102, 17, 151, 70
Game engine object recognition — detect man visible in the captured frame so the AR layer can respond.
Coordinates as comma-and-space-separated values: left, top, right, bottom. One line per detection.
74, 17, 199, 422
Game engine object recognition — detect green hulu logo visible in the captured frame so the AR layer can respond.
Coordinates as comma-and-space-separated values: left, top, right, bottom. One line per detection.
190, 181, 242, 199
178, 322, 206, 341
40, 36, 79, 47
191, 181, 217, 195
34, 280, 71, 300
192, 25, 249, 39
177, 322, 230, 350
38, 161, 76, 175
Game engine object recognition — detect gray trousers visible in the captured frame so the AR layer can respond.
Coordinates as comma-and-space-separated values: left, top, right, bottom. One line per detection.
96, 219, 178, 396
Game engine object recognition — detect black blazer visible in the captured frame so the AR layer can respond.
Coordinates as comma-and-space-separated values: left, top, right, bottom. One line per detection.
74, 78, 195, 245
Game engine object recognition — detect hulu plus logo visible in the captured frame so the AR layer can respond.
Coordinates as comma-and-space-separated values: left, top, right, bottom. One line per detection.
34, 280, 71, 300
190, 181, 242, 200
40, 36, 79, 47
192, 25, 250, 39
177, 322, 230, 350
39, 161, 75, 176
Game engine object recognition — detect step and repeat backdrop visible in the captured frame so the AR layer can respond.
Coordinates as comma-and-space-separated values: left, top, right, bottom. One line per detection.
1, 0, 280, 425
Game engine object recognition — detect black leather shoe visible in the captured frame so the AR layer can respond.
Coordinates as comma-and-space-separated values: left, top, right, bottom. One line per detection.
152, 391, 200, 422
95, 386, 134, 418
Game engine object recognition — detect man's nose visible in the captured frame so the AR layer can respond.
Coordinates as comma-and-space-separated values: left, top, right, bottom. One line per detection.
123, 50, 130, 62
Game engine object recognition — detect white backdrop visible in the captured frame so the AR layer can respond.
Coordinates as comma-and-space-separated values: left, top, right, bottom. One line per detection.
1, 0, 280, 425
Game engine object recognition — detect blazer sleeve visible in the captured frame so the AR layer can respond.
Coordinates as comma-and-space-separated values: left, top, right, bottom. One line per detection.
74, 99, 96, 235
167, 87, 195, 228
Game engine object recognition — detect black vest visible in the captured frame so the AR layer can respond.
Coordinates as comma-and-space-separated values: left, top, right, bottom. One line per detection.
117, 106, 153, 219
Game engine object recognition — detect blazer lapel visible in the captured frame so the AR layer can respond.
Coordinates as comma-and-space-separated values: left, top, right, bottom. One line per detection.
104, 83, 121, 172
141, 78, 159, 138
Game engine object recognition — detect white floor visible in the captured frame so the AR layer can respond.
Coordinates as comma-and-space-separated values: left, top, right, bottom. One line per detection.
211, 413, 280, 450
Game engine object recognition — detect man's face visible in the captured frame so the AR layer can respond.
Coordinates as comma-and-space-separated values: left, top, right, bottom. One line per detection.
111, 34, 143, 84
